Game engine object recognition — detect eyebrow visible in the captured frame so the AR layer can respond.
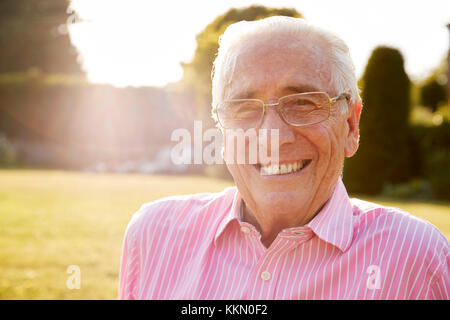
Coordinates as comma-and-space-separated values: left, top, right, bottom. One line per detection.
285, 85, 321, 93
230, 84, 321, 100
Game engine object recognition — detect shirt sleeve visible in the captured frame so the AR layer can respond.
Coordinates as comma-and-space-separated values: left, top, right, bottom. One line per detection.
118, 223, 139, 300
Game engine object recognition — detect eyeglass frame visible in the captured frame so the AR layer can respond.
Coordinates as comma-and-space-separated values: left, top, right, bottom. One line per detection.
214, 91, 351, 129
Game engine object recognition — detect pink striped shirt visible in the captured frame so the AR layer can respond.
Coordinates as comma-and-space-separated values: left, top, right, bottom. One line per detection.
118, 177, 449, 299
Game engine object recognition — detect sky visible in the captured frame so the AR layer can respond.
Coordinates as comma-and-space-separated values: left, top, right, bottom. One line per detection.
68, 0, 450, 88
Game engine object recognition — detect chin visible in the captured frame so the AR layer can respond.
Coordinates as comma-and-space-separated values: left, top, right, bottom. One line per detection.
255, 190, 307, 215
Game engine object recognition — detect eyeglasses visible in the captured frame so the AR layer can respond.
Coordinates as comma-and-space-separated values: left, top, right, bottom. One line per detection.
214, 91, 350, 130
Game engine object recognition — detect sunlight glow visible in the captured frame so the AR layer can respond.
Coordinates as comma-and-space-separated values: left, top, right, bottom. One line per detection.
68, 0, 450, 88
68, 0, 198, 87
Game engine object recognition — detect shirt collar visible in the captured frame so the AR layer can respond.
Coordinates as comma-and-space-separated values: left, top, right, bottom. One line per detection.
305, 176, 354, 252
214, 187, 242, 244
214, 177, 354, 252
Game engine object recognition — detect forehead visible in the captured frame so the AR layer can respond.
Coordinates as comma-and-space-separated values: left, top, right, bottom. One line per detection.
224, 34, 333, 99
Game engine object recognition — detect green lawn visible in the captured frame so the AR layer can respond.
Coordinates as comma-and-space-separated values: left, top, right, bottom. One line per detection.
0, 169, 448, 299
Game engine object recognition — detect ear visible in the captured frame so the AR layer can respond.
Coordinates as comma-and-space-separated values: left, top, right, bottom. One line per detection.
344, 101, 362, 158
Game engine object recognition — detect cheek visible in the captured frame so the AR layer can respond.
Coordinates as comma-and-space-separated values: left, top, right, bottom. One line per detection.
223, 132, 257, 165
223, 134, 252, 178
303, 122, 345, 165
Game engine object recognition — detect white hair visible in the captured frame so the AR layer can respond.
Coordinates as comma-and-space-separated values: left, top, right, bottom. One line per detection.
211, 16, 361, 123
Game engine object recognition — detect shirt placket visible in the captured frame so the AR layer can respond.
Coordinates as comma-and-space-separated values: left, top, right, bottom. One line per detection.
242, 230, 306, 300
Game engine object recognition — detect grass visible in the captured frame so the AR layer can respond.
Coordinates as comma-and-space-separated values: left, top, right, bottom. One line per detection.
0, 169, 448, 299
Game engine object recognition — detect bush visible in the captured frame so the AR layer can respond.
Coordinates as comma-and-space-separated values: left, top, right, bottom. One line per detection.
410, 122, 450, 200
428, 149, 450, 199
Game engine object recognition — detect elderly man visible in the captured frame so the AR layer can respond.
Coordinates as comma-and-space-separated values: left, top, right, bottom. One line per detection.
119, 17, 449, 299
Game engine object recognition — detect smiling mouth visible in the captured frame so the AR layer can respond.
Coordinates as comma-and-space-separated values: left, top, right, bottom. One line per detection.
256, 159, 312, 176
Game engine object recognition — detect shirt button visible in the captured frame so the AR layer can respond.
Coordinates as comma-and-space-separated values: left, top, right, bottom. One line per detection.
261, 271, 271, 281
240, 226, 250, 234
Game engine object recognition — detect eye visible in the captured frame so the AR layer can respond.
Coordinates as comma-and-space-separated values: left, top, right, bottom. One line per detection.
234, 105, 261, 120
284, 99, 317, 112
219, 101, 261, 120
294, 99, 313, 106
237, 104, 258, 112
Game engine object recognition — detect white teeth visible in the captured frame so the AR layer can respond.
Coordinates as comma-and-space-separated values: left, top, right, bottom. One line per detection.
271, 165, 279, 175
260, 160, 309, 176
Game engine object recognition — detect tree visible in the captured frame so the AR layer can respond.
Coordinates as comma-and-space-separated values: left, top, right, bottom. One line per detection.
179, 5, 302, 125
344, 46, 411, 194
0, 0, 83, 74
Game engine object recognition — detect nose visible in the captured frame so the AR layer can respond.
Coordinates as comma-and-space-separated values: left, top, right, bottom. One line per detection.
257, 105, 296, 165
259, 105, 296, 146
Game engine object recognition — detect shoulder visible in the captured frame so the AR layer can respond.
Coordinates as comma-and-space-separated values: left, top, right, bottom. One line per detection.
350, 198, 449, 269
124, 186, 237, 243
351, 198, 448, 247
351, 198, 446, 237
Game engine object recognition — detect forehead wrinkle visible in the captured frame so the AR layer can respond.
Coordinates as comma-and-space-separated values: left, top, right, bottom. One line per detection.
224, 40, 333, 100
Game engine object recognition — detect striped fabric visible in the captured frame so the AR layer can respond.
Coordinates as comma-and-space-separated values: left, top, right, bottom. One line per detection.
118, 177, 449, 299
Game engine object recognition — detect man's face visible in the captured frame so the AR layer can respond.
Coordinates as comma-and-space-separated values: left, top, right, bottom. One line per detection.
222, 34, 361, 225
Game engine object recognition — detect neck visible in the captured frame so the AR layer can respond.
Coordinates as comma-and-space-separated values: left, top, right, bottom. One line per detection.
241, 196, 330, 248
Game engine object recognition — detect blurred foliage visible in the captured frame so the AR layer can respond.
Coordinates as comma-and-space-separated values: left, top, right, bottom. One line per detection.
0, 0, 83, 74
428, 149, 450, 199
417, 56, 448, 113
179, 5, 302, 126
410, 104, 449, 126
0, 69, 87, 86
0, 133, 18, 167
410, 122, 450, 200
382, 179, 433, 200
420, 79, 447, 113
344, 46, 412, 195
